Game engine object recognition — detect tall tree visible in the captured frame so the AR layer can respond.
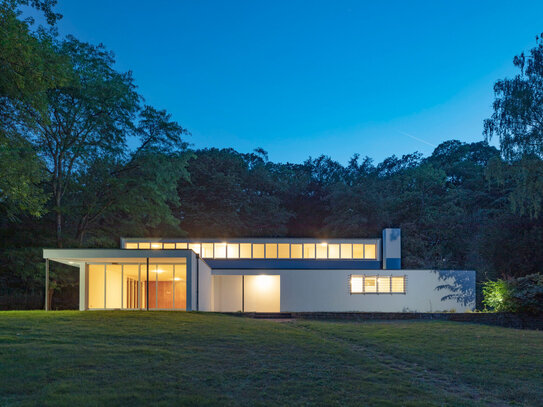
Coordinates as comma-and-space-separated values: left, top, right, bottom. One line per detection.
484, 35, 543, 218
69, 106, 191, 245
20, 36, 140, 246
0, 0, 67, 219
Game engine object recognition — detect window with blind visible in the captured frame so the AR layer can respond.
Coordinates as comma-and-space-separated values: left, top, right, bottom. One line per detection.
350, 275, 406, 294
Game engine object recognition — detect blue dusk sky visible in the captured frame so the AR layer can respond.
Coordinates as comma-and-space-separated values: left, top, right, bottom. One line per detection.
34, 1, 543, 163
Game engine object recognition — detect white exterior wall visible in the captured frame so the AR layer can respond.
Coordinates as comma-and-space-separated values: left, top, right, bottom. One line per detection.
211, 269, 475, 313
197, 258, 214, 311
80, 264, 87, 311
213, 275, 243, 311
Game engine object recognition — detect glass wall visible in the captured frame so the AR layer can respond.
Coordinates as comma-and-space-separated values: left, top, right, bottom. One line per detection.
124, 240, 379, 261
88, 263, 186, 310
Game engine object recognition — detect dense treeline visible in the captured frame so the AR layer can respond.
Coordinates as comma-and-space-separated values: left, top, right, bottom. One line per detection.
1, 2, 543, 308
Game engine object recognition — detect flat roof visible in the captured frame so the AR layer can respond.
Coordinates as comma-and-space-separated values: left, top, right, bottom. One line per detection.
43, 249, 192, 266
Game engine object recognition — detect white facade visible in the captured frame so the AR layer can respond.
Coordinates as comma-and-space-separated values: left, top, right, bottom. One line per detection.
42, 229, 476, 313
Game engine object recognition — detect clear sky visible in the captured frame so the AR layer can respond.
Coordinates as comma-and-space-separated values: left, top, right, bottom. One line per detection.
37, 1, 543, 164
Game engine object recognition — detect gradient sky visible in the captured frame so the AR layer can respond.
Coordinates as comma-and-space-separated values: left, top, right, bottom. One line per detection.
35, 1, 543, 164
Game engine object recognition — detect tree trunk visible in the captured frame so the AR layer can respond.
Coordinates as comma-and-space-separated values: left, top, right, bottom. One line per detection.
56, 191, 63, 248
47, 288, 54, 310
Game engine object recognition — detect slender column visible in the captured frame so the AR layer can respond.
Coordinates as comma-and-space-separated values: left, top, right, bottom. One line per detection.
146, 257, 149, 311
241, 274, 245, 312
45, 259, 49, 311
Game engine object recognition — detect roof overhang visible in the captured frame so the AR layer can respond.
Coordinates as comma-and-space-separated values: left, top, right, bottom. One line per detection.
43, 249, 192, 267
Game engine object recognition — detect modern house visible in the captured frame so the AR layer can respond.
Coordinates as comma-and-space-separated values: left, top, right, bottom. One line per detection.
42, 229, 475, 312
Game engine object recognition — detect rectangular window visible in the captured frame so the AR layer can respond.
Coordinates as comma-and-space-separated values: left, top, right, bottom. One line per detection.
328, 244, 340, 259
340, 244, 352, 259
188, 243, 200, 255
391, 277, 405, 293
364, 244, 376, 259
125, 242, 138, 249
214, 243, 227, 258
173, 264, 186, 310
201, 243, 214, 258
352, 244, 364, 259
123, 264, 139, 309
151, 242, 162, 250
240, 243, 252, 258
265, 244, 277, 258
350, 275, 406, 294
139, 242, 151, 249
291, 244, 302, 259
88, 264, 105, 309
364, 276, 377, 293
227, 243, 239, 258
351, 276, 363, 293
176, 242, 188, 249
253, 244, 264, 258
106, 264, 122, 309
377, 276, 391, 293
163, 243, 175, 250
316, 243, 328, 259
278, 244, 290, 258
303, 244, 315, 259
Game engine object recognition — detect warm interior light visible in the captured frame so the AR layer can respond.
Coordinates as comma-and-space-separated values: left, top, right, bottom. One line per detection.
254, 275, 274, 290
321, 242, 327, 246
173, 277, 182, 281
151, 243, 162, 249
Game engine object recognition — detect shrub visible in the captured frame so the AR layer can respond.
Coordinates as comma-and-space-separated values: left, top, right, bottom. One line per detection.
482, 279, 513, 312
482, 274, 543, 314
509, 274, 543, 314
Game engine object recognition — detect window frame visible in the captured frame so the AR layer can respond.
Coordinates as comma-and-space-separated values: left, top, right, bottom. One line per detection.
349, 274, 406, 294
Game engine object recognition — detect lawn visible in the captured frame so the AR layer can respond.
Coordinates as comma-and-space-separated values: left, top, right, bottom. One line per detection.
0, 312, 541, 406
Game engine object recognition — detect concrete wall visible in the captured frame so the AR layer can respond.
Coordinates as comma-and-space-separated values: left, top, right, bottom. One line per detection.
212, 269, 475, 312
198, 258, 213, 311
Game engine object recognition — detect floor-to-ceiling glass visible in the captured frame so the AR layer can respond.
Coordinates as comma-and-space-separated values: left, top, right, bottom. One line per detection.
87, 262, 186, 310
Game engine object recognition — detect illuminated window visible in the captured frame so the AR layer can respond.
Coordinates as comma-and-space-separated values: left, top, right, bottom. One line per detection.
265, 244, 277, 258
214, 243, 227, 258
240, 243, 252, 258
365, 244, 376, 259
253, 244, 264, 258
163, 243, 175, 250
340, 244, 352, 259
139, 242, 151, 249
176, 242, 188, 249
125, 242, 138, 250
278, 244, 289, 258
151, 242, 162, 250
391, 277, 405, 293
188, 243, 200, 255
351, 276, 363, 293
201, 243, 214, 258
352, 244, 363, 259
227, 243, 239, 258
106, 264, 122, 308
316, 243, 327, 259
303, 244, 315, 258
291, 244, 302, 259
88, 264, 105, 309
350, 275, 406, 294
328, 244, 340, 259
377, 276, 391, 293
365, 276, 377, 293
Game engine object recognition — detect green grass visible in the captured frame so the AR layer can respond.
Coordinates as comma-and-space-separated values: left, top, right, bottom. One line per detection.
0, 312, 541, 406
